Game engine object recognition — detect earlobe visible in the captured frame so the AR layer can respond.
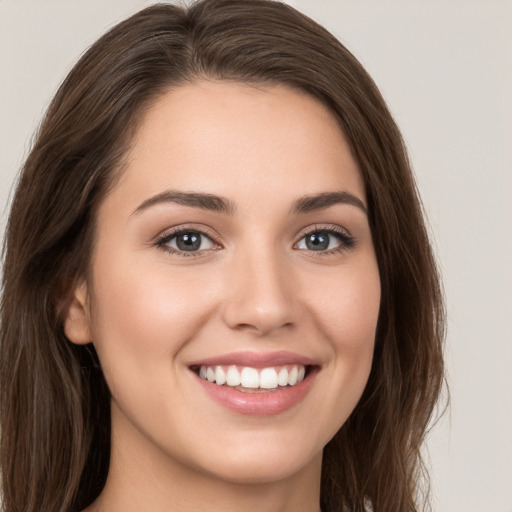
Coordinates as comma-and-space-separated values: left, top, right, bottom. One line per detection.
63, 280, 92, 345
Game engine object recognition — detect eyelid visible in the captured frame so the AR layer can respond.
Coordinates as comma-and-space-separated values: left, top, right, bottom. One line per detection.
293, 224, 356, 253
154, 223, 355, 258
295, 223, 352, 239
155, 224, 223, 256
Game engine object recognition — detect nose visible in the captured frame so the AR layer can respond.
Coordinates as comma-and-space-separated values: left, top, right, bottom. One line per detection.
221, 244, 298, 336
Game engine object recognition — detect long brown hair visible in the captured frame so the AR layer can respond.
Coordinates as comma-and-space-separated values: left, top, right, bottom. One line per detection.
0, 1, 445, 511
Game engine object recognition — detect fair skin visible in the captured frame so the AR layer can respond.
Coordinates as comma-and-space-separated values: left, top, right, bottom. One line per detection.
65, 81, 381, 512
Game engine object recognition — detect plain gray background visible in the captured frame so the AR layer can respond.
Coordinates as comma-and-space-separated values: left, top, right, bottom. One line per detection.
1, 1, 511, 511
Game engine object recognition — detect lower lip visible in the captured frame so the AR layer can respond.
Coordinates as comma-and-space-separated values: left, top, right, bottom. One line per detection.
194, 370, 316, 416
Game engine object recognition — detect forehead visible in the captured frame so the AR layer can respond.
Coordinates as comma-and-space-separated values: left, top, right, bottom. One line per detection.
110, 80, 365, 213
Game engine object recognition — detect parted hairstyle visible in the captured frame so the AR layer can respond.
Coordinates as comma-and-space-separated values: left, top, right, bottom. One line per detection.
0, 1, 445, 511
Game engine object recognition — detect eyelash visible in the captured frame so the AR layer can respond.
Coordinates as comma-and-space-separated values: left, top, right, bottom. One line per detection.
155, 225, 221, 258
297, 225, 356, 255
155, 224, 356, 258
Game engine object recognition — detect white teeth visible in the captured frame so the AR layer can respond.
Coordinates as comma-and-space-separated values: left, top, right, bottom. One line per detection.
259, 368, 278, 389
288, 366, 298, 386
278, 367, 289, 386
214, 366, 226, 386
197, 364, 307, 389
240, 367, 260, 388
226, 365, 241, 386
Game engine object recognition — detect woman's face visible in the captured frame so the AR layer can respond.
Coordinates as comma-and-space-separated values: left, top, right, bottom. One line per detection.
67, 81, 380, 485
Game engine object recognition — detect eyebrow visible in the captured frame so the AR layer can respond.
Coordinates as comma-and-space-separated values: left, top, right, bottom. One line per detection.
131, 189, 367, 217
290, 191, 367, 215
132, 190, 237, 216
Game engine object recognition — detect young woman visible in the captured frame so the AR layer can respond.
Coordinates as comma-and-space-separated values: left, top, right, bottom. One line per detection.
0, 1, 445, 511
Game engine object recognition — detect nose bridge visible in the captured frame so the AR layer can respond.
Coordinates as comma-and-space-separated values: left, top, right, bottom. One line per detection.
222, 236, 297, 335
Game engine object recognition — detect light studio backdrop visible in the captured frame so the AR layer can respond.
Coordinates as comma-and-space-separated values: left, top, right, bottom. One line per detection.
1, 2, 511, 511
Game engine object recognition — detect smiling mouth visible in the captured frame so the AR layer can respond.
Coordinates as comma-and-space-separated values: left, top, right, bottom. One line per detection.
190, 364, 315, 393
189, 355, 319, 415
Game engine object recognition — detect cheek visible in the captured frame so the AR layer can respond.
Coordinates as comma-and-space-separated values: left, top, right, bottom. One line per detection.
87, 256, 225, 441
308, 259, 380, 401
88, 252, 221, 374
285, 259, 380, 444
307, 262, 381, 354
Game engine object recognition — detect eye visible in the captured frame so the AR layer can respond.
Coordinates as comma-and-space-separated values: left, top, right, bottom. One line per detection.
295, 228, 354, 253
158, 229, 218, 254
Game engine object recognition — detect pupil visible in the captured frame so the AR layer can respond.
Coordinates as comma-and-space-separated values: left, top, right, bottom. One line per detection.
177, 233, 201, 251
306, 232, 329, 250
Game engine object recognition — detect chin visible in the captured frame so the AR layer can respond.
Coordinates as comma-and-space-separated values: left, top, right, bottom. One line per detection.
181, 429, 324, 486
200, 449, 321, 485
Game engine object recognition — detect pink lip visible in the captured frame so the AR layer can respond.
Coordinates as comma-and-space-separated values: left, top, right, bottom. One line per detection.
194, 372, 317, 416
188, 350, 316, 369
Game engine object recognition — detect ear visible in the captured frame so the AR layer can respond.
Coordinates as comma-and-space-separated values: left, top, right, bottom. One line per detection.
62, 280, 92, 345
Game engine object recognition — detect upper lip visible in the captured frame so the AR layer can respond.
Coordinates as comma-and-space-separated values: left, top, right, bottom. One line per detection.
188, 350, 317, 368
